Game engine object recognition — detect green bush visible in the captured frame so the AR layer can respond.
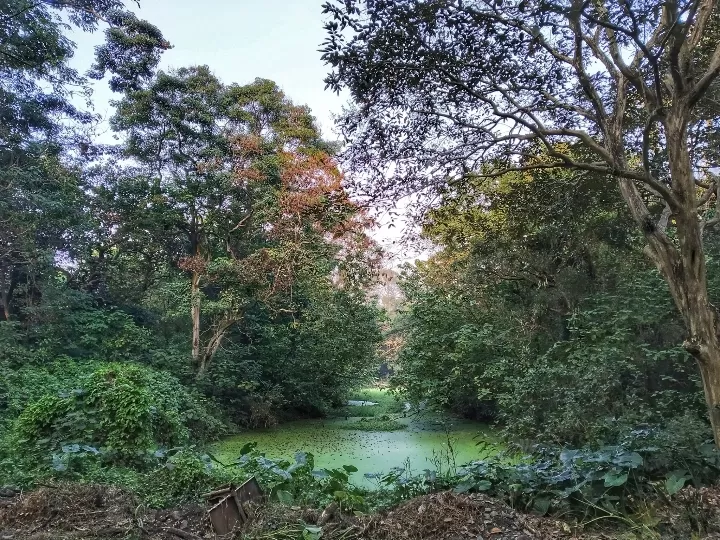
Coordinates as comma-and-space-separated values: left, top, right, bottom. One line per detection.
395, 264, 708, 446
141, 449, 241, 507
12, 362, 225, 464
451, 424, 720, 516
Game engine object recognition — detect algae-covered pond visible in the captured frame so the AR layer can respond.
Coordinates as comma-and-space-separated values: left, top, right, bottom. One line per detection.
210, 389, 502, 487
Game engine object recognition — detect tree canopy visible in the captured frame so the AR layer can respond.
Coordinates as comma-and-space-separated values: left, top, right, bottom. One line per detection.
322, 0, 720, 444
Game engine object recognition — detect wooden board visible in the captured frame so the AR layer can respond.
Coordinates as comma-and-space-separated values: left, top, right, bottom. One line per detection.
207, 493, 246, 535
235, 477, 263, 504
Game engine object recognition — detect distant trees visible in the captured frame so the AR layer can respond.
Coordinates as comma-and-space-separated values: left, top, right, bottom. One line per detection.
0, 0, 167, 322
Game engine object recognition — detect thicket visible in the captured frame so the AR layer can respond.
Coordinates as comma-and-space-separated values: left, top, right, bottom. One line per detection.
392, 168, 716, 456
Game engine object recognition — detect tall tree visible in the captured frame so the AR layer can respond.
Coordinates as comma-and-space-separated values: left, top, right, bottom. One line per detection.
0, 0, 167, 321
322, 0, 720, 444
110, 69, 372, 374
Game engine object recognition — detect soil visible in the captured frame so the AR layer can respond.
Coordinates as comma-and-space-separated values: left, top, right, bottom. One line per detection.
2, 484, 720, 540
0, 484, 211, 540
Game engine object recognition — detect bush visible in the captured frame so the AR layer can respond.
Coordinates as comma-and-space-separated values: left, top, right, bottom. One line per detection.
394, 265, 707, 446
11, 362, 225, 465
452, 424, 720, 516
140, 449, 241, 507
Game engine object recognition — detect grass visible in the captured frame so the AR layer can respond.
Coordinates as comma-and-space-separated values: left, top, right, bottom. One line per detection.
336, 417, 406, 432
328, 387, 406, 419
328, 405, 381, 418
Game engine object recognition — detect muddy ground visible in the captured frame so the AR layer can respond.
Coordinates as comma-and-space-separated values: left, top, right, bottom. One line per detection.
1, 484, 720, 539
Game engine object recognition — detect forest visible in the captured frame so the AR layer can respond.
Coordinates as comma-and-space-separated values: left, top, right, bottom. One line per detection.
3, 0, 720, 538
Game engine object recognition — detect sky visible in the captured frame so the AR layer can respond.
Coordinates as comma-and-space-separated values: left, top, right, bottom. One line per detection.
68, 0, 417, 265
69, 0, 346, 136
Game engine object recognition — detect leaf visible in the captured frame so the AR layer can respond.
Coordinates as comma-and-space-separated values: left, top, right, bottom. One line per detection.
52, 455, 67, 472
533, 497, 552, 515
272, 467, 292, 479
238, 441, 257, 456
559, 449, 579, 463
613, 451, 643, 468
303, 525, 324, 540
276, 490, 294, 504
602, 471, 628, 487
475, 480, 492, 491
453, 480, 476, 493
665, 471, 691, 496
343, 464, 358, 473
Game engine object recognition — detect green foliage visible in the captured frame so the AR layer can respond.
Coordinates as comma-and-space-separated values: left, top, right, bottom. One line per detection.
393, 165, 711, 447
11, 363, 224, 464
452, 425, 720, 516
0, 2, 382, 499
140, 449, 241, 507
499, 271, 704, 445
231, 450, 368, 513
200, 287, 382, 423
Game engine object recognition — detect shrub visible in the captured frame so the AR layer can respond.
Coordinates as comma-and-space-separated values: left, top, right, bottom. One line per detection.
140, 449, 241, 507
452, 425, 720, 516
12, 362, 225, 464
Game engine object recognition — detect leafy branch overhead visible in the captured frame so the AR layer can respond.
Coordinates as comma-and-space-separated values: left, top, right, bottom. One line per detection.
322, 0, 720, 204
322, 0, 720, 446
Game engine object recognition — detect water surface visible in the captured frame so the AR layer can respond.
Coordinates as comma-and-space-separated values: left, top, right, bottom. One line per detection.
211, 414, 501, 487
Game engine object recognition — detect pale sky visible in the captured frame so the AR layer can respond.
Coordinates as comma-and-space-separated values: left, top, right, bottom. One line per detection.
69, 0, 346, 136
68, 0, 417, 265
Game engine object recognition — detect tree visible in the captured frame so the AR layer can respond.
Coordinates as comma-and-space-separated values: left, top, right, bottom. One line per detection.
109, 69, 374, 375
321, 0, 720, 443
0, 0, 167, 321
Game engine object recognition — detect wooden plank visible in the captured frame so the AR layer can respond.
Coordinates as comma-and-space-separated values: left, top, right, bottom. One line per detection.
202, 486, 232, 500
207, 494, 242, 535
235, 477, 263, 504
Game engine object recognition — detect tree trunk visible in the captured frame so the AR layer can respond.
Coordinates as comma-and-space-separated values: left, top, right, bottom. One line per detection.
197, 317, 234, 377
191, 271, 201, 364
0, 264, 16, 321
698, 355, 720, 446
618, 106, 720, 447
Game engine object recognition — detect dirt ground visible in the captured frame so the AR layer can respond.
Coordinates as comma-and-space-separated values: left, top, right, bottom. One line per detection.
2, 484, 720, 540
0, 484, 210, 540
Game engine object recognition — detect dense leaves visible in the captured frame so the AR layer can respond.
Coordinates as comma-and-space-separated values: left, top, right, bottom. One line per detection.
13, 363, 223, 460
393, 166, 712, 447
322, 0, 720, 445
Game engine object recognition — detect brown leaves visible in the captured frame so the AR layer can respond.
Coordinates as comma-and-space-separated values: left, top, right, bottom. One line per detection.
177, 255, 207, 275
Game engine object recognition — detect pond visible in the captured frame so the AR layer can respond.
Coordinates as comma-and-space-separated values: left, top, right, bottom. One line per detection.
210, 390, 502, 488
